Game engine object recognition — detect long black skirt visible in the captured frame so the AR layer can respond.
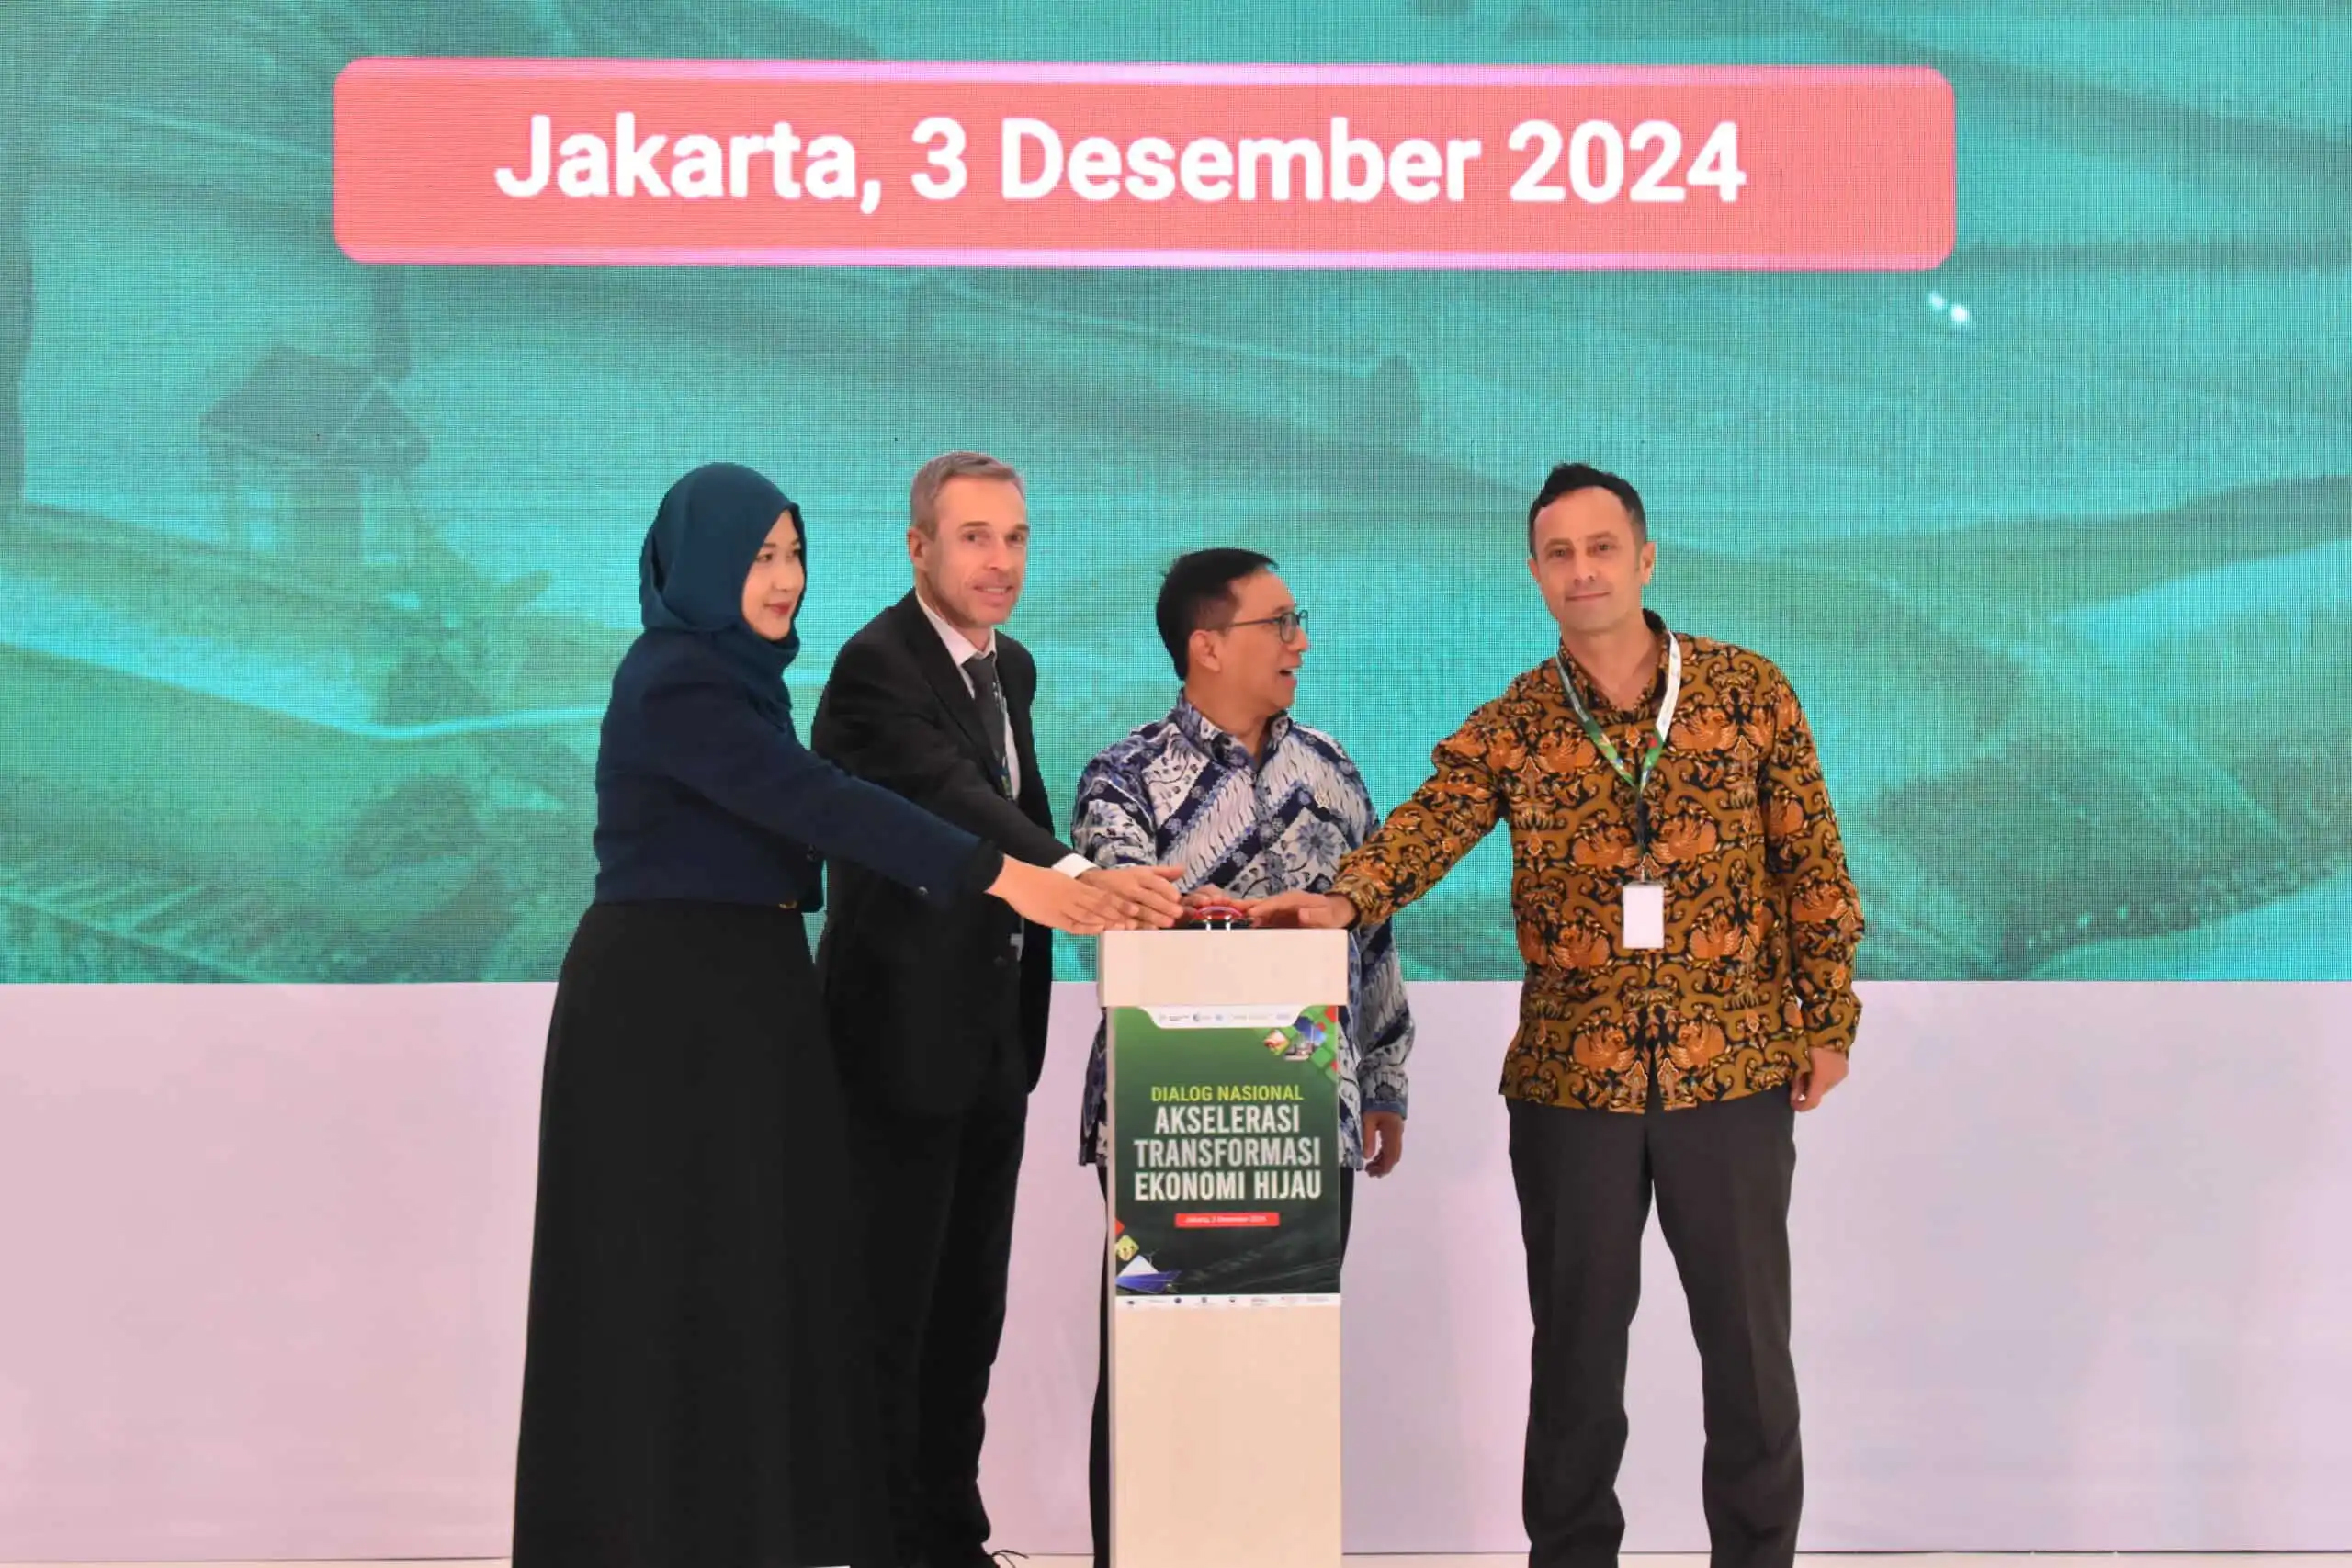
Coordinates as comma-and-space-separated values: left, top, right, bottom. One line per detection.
513, 900, 883, 1568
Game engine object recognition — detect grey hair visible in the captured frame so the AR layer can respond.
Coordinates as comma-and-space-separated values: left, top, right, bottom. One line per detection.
910, 451, 1025, 536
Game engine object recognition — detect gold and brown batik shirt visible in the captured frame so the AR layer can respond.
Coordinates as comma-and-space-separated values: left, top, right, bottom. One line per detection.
1331, 613, 1864, 1112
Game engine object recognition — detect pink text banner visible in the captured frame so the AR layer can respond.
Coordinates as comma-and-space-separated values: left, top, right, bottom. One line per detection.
333, 59, 1956, 270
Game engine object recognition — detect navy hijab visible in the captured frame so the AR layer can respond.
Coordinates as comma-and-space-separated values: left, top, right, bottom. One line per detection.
639, 462, 805, 713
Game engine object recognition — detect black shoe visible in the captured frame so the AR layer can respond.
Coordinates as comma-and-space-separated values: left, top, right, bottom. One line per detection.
932, 1549, 1026, 1568
911, 1550, 1022, 1568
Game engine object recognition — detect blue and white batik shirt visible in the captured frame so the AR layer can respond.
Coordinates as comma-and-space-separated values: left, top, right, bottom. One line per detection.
1074, 698, 1414, 1169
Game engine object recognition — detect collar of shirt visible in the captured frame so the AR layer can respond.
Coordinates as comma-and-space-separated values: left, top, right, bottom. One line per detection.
1555, 607, 1671, 720
911, 589, 1037, 811
1171, 695, 1293, 772
914, 590, 995, 680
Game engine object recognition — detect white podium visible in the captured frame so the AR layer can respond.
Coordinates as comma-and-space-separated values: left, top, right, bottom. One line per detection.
1098, 928, 1351, 1568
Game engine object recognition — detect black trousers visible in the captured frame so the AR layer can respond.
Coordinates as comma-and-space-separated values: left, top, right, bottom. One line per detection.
1086, 1167, 1355, 1568
1510, 1088, 1801, 1568
847, 1088, 1029, 1568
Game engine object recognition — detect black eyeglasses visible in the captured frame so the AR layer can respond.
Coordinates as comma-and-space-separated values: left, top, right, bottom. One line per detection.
1216, 607, 1308, 644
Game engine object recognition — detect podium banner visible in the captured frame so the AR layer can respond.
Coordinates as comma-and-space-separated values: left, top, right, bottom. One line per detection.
1108, 1001, 1344, 1300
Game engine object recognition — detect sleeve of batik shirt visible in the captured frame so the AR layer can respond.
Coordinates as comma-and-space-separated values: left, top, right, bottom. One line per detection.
1071, 744, 1159, 871
1336, 754, 1414, 1117
1758, 664, 1865, 1055
1329, 698, 1509, 929
1072, 745, 1148, 1169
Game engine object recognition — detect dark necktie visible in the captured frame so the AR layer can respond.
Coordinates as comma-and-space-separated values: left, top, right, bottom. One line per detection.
964, 651, 1012, 796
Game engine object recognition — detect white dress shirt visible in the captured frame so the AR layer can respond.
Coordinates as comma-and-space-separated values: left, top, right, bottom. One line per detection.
913, 592, 1091, 880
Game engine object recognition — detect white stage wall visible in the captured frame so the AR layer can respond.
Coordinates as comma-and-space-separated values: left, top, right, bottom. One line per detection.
1, 979, 2346, 1559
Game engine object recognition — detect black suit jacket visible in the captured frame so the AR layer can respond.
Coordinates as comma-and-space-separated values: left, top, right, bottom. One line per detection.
812, 592, 1070, 1117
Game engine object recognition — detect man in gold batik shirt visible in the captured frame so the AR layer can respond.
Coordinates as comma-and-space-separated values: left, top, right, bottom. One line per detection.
1254, 463, 1863, 1568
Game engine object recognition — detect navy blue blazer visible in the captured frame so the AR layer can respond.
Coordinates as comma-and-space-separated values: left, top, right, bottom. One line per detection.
592, 629, 999, 908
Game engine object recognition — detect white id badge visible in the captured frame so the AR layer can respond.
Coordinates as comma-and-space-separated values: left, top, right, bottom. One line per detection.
1622, 882, 1666, 951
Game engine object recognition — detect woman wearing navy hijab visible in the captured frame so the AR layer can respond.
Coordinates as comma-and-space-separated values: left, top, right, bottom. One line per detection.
512, 464, 1127, 1567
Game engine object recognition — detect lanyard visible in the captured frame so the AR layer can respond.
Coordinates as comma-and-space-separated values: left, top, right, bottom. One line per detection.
1555, 632, 1681, 863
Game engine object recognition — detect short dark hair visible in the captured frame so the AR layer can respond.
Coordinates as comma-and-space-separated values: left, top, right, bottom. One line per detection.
1157, 548, 1277, 677
1526, 462, 1646, 553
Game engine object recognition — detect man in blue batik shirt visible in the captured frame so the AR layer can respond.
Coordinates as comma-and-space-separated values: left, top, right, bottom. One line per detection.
1072, 547, 1414, 1567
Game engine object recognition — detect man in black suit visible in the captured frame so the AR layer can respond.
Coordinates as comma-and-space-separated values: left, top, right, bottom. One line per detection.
814, 451, 1182, 1568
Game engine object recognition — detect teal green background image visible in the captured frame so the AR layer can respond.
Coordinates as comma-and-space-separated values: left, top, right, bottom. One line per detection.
0, 5, 2346, 983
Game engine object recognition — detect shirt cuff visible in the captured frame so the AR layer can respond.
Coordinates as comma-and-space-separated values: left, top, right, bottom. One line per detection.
1052, 853, 1095, 878
1329, 874, 1383, 928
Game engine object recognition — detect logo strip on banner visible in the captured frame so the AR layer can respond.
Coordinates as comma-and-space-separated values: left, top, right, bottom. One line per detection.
1117, 1294, 1343, 1311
